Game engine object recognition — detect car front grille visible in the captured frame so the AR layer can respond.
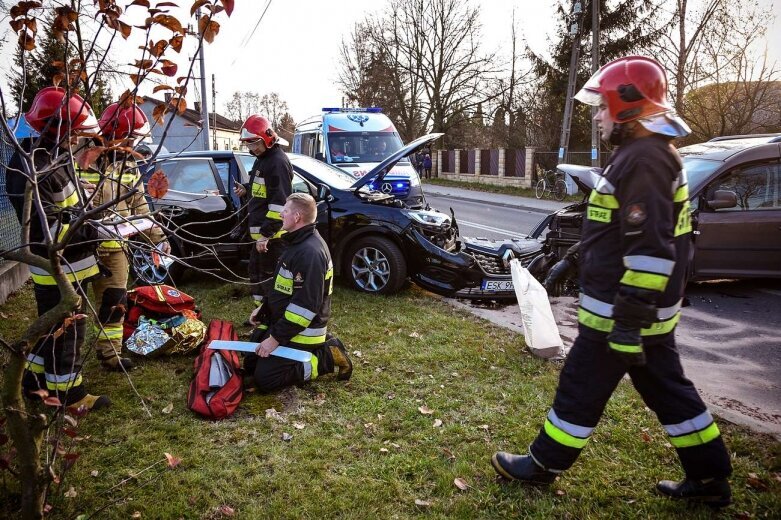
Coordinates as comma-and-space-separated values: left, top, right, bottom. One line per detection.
472, 251, 536, 275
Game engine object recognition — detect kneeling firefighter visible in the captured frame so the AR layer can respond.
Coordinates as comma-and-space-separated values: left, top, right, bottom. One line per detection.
491, 56, 733, 508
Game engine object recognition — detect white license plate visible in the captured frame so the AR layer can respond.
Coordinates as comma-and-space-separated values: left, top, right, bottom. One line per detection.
481, 279, 514, 292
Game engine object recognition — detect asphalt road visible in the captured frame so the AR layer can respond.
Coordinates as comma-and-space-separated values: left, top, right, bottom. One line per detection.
428, 187, 781, 438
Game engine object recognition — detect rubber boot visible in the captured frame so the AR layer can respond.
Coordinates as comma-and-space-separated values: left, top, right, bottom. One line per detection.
101, 355, 135, 372
491, 452, 557, 485
66, 393, 112, 412
656, 478, 732, 508
327, 337, 353, 381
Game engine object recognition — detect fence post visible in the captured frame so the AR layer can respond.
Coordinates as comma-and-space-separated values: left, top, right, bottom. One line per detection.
474, 148, 481, 176
525, 146, 536, 181
434, 150, 440, 177
498, 148, 505, 177
454, 149, 460, 179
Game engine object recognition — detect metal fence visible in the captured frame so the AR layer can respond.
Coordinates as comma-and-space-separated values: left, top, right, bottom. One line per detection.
0, 138, 21, 266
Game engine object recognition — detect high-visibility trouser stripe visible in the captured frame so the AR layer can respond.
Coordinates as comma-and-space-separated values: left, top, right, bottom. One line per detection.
620, 269, 669, 291
94, 325, 123, 341
25, 354, 45, 374
543, 410, 592, 449
303, 353, 319, 381
588, 190, 619, 209
668, 422, 721, 448
623, 255, 675, 276
609, 342, 643, 353
29, 256, 100, 286
578, 308, 681, 336
45, 372, 83, 391
290, 327, 327, 345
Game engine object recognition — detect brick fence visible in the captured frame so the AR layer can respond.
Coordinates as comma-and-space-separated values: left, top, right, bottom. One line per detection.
435, 147, 538, 188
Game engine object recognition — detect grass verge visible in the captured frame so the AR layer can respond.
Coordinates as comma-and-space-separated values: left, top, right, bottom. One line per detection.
424, 178, 582, 203
0, 279, 779, 519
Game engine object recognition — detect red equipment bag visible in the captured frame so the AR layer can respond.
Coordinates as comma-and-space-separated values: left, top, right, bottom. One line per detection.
187, 320, 244, 419
123, 284, 197, 339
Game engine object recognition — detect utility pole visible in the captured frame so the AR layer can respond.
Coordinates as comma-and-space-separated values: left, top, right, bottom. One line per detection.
195, 9, 210, 151
557, 0, 584, 167
591, 0, 600, 167
212, 74, 217, 150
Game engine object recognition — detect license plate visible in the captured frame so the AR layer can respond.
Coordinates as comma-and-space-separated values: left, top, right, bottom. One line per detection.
481, 279, 514, 292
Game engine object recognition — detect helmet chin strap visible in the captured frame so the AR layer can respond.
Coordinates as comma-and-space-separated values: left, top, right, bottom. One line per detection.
609, 123, 629, 146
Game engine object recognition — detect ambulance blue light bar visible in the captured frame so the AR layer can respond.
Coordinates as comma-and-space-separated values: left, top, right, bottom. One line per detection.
322, 107, 383, 113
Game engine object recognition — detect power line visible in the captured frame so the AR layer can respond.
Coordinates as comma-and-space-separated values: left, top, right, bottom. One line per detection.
230, 0, 274, 66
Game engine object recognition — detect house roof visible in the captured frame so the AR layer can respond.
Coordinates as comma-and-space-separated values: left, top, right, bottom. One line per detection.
141, 96, 242, 132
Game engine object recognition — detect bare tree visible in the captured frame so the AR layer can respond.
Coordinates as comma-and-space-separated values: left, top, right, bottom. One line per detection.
224, 90, 259, 123
258, 92, 289, 130
0, 2, 235, 518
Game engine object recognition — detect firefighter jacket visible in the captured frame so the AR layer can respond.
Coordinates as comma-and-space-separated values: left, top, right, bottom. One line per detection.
263, 224, 333, 349
245, 145, 293, 240
5, 138, 100, 285
577, 134, 691, 343
76, 156, 165, 251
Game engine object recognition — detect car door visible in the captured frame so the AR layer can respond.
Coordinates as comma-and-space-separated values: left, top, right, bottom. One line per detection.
694, 160, 781, 278
291, 171, 330, 244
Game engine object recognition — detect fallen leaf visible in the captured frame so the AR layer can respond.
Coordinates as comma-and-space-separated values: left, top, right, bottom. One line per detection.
64, 486, 77, 498
379, 448, 389, 453
131, 512, 141, 519
390, 443, 401, 449
265, 408, 286, 422
478, 424, 489, 430
418, 406, 434, 415
162, 402, 173, 414
164, 452, 182, 468
386, 393, 395, 400
555, 489, 566, 496
293, 422, 305, 430
746, 475, 768, 491
414, 499, 432, 507
442, 448, 455, 460
218, 505, 235, 516
408, 331, 420, 338
0, 312, 7, 319
433, 419, 443, 428
281, 433, 293, 442
352, 350, 362, 358
640, 432, 652, 443
90, 470, 99, 477
453, 477, 469, 490
43, 396, 62, 407
63, 415, 77, 427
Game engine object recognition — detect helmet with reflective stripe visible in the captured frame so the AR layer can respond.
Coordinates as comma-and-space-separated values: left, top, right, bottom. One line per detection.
240, 114, 278, 148
99, 102, 150, 140
575, 56, 672, 123
25, 87, 99, 139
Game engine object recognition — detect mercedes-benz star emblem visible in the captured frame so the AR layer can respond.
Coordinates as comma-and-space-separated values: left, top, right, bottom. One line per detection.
381, 183, 393, 193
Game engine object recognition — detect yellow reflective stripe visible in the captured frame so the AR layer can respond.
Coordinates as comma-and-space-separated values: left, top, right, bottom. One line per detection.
46, 374, 83, 391
587, 205, 612, 223
55, 190, 80, 208
578, 307, 681, 336
255, 324, 269, 331
25, 361, 45, 373
640, 312, 681, 336
543, 419, 589, 449
290, 333, 327, 345
266, 210, 281, 220
94, 326, 123, 340
675, 201, 692, 237
57, 223, 70, 242
78, 172, 101, 183
620, 270, 669, 291
325, 267, 333, 280
272, 229, 286, 239
99, 240, 123, 250
30, 263, 100, 286
285, 310, 312, 328
609, 342, 643, 353
588, 190, 619, 209
673, 184, 689, 203
310, 353, 319, 380
668, 422, 720, 448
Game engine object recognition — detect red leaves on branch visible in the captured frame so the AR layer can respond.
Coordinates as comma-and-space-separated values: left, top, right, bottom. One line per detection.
147, 170, 169, 199
153, 14, 183, 34
220, 0, 235, 17
160, 59, 178, 77
190, 0, 210, 16
169, 34, 183, 53
150, 39, 168, 57
198, 15, 219, 44
128, 0, 150, 7
43, 396, 62, 407
152, 104, 168, 124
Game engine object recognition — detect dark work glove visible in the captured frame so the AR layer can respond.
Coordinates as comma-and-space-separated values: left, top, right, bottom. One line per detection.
543, 258, 573, 296
607, 323, 646, 367
612, 287, 658, 329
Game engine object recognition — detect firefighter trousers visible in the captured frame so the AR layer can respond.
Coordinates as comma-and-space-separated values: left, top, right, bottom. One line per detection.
24, 283, 89, 403
91, 249, 129, 367
248, 239, 286, 306
529, 329, 732, 480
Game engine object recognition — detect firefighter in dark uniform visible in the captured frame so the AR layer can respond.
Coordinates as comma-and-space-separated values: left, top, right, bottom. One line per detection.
5, 87, 110, 410
491, 56, 732, 508
233, 115, 292, 318
244, 193, 352, 392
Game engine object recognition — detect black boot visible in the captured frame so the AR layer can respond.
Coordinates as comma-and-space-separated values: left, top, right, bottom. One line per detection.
327, 337, 353, 381
491, 452, 557, 485
656, 478, 732, 508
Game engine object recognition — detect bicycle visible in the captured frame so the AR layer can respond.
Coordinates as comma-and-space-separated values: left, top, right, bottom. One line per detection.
535, 169, 567, 201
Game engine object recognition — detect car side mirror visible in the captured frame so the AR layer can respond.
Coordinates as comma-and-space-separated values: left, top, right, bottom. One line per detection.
317, 184, 332, 201
315, 152, 324, 162
706, 189, 738, 210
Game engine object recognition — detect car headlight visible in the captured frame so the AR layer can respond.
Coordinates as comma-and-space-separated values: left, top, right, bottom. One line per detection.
409, 173, 420, 187
403, 209, 450, 227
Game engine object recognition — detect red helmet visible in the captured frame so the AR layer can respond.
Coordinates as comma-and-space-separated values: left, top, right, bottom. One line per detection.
99, 102, 150, 140
25, 86, 99, 139
240, 114, 278, 148
575, 56, 672, 123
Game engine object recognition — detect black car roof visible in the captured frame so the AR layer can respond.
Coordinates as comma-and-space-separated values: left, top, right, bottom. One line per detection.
679, 134, 781, 162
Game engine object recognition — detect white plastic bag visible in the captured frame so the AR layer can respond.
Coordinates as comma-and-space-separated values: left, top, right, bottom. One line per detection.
510, 259, 565, 359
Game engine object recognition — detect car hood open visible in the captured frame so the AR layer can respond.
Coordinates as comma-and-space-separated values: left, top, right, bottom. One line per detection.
351, 133, 444, 190
556, 164, 602, 194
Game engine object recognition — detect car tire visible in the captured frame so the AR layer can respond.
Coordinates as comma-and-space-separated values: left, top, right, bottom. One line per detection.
343, 236, 407, 295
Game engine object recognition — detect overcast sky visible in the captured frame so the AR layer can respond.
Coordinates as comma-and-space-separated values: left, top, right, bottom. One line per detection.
1, 0, 779, 124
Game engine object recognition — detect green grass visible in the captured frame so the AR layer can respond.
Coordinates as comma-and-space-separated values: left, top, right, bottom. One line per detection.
1, 279, 780, 519
424, 178, 582, 203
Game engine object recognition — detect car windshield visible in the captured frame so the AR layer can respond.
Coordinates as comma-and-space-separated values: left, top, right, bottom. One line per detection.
681, 156, 722, 194
237, 154, 257, 180
327, 132, 404, 164
288, 155, 359, 190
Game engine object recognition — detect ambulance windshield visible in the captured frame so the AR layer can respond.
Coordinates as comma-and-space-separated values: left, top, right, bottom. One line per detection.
327, 132, 404, 164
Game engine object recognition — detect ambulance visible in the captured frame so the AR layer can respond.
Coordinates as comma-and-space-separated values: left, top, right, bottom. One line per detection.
292, 108, 425, 208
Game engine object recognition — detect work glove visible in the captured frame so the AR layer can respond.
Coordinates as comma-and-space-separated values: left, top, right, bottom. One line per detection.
543, 258, 573, 296
607, 323, 646, 367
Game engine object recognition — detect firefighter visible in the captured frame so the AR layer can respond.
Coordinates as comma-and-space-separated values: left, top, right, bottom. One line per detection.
5, 86, 109, 409
77, 101, 169, 371
243, 193, 352, 391
232, 115, 292, 320
491, 56, 733, 508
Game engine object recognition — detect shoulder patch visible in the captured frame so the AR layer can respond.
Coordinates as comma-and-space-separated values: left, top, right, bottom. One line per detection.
625, 203, 647, 226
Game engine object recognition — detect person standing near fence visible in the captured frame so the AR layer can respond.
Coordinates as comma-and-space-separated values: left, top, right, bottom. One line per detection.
490, 56, 732, 508
423, 153, 432, 179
